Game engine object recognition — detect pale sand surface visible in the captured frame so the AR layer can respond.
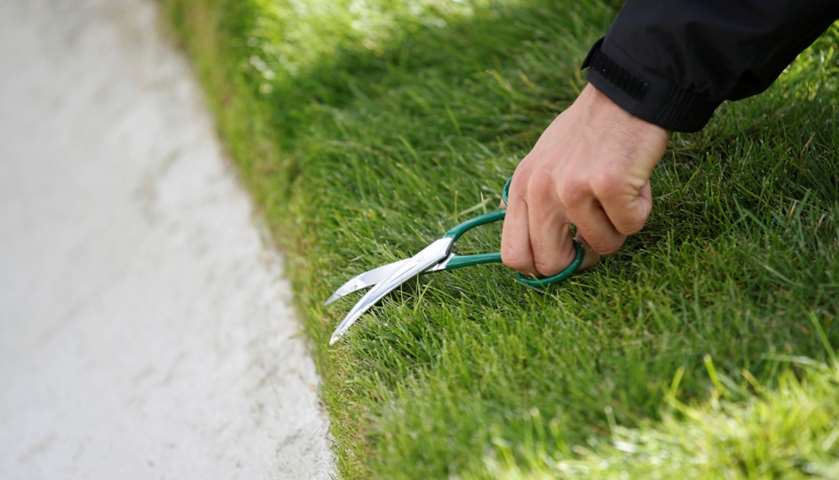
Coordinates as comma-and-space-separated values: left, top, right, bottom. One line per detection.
0, 1, 334, 478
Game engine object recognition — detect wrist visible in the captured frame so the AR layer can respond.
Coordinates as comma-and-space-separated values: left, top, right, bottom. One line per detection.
577, 83, 669, 146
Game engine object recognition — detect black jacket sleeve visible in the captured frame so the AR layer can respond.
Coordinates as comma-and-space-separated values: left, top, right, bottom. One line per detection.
582, 1, 839, 132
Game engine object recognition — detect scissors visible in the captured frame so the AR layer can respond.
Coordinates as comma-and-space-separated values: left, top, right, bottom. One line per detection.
326, 179, 584, 345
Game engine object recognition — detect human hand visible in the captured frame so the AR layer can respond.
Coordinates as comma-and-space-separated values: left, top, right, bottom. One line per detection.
501, 83, 668, 277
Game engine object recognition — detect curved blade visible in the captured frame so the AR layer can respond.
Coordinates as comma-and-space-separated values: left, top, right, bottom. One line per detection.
329, 238, 453, 345
324, 254, 454, 306
324, 259, 410, 306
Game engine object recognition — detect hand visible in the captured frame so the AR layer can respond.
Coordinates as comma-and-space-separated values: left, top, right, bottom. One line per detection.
501, 83, 668, 277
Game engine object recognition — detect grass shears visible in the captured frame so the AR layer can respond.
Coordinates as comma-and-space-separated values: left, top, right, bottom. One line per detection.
326, 179, 584, 345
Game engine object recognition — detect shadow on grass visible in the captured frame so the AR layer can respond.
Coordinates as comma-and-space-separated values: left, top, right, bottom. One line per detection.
166, 2, 839, 476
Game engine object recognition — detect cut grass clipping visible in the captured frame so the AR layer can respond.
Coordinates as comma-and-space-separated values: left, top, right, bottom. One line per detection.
163, 1, 839, 478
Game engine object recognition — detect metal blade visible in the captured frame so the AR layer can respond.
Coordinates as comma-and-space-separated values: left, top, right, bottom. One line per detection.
324, 254, 454, 305
324, 259, 410, 306
328, 237, 453, 345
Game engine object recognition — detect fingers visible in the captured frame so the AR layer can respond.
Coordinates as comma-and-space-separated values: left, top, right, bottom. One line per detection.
500, 180, 537, 276
551, 172, 625, 255
526, 175, 576, 276
593, 175, 653, 235
503, 173, 580, 278
504, 170, 642, 276
564, 196, 626, 255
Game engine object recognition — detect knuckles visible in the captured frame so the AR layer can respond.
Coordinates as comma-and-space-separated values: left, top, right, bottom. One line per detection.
556, 177, 590, 208
525, 171, 555, 203
589, 172, 651, 235
589, 171, 622, 199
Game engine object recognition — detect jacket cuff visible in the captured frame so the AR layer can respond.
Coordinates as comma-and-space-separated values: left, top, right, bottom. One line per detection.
582, 38, 719, 132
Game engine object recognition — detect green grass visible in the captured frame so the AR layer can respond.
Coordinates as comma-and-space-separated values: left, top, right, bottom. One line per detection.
490, 358, 839, 479
162, 1, 839, 477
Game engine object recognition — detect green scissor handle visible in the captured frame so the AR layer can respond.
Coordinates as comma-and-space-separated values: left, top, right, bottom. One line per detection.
442, 179, 584, 288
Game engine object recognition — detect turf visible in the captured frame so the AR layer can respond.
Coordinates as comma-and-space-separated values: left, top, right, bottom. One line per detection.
162, 1, 839, 477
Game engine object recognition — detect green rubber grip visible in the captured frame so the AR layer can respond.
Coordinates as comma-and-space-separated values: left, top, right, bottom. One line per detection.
444, 209, 505, 241
444, 252, 502, 270
515, 240, 584, 288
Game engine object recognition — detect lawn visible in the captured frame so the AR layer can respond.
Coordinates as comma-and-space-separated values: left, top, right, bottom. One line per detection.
162, 1, 839, 478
